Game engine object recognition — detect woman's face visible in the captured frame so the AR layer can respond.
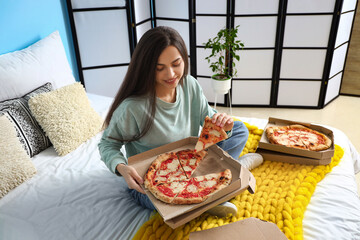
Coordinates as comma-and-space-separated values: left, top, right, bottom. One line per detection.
155, 45, 184, 93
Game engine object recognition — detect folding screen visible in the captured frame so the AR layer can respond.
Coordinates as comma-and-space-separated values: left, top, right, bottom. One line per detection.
67, 0, 131, 97
131, 0, 153, 42
67, 0, 358, 108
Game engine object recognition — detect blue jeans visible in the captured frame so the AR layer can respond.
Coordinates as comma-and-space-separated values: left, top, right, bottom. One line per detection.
129, 121, 249, 210
128, 188, 157, 210
216, 121, 249, 159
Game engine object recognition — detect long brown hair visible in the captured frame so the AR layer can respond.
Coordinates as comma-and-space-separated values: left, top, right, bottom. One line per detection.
103, 26, 189, 142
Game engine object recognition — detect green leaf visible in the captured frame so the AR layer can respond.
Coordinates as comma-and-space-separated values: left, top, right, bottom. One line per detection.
204, 25, 245, 77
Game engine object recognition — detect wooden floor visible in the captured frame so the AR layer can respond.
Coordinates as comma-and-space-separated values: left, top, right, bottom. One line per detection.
341, 2, 360, 96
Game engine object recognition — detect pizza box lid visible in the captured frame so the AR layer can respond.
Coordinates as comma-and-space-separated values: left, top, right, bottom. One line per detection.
128, 137, 256, 229
258, 117, 334, 160
189, 217, 288, 240
256, 148, 332, 166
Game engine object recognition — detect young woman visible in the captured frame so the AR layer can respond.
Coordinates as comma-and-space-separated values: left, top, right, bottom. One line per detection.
98, 26, 250, 213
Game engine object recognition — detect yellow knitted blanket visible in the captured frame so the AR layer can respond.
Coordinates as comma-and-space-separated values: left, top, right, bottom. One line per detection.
133, 121, 344, 240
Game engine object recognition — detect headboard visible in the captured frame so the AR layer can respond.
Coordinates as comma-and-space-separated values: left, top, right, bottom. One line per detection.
0, 0, 79, 81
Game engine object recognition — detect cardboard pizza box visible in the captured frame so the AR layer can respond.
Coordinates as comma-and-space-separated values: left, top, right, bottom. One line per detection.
128, 137, 256, 229
256, 148, 332, 166
189, 217, 288, 240
258, 117, 334, 160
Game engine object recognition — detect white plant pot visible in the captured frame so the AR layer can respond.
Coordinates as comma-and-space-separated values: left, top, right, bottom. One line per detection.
211, 77, 232, 95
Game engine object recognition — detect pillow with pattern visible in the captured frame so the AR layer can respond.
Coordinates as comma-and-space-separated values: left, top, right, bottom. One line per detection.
0, 83, 52, 157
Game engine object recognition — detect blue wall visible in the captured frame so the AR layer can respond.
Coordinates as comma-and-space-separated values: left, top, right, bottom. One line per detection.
0, 0, 79, 81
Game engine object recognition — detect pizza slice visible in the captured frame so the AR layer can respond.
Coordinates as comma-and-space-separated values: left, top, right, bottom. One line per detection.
195, 116, 228, 152
148, 180, 189, 204
176, 149, 208, 178
172, 169, 232, 205
144, 152, 187, 189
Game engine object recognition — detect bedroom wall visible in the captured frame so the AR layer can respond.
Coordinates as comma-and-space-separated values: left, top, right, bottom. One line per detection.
0, 0, 79, 82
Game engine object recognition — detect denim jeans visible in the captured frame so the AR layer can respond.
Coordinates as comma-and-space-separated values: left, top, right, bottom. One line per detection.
128, 120, 249, 210
216, 120, 249, 159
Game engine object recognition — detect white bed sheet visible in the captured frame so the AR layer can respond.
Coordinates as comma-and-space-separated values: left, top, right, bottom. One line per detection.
0, 94, 152, 240
0, 94, 359, 240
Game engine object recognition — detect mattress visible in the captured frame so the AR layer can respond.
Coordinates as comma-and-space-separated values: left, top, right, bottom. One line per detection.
0, 93, 359, 240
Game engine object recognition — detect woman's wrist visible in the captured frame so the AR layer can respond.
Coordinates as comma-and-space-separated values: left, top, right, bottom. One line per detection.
115, 163, 126, 176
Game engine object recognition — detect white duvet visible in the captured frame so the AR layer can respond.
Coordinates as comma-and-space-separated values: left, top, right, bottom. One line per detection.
0, 94, 359, 240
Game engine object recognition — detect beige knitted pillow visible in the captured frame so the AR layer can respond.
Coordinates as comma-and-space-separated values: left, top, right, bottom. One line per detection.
0, 115, 37, 198
29, 82, 103, 156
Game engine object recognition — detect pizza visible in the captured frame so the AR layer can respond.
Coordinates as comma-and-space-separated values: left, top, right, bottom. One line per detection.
144, 150, 232, 205
148, 180, 188, 204
195, 116, 228, 152
172, 170, 232, 204
144, 152, 187, 189
265, 124, 332, 151
176, 149, 207, 178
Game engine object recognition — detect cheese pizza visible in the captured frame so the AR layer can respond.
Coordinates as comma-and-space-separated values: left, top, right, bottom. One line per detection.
176, 149, 207, 178
172, 169, 232, 204
195, 116, 228, 152
144, 150, 232, 205
144, 152, 187, 189
266, 124, 332, 151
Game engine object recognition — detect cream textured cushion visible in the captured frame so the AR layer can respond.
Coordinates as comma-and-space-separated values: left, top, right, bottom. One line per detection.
29, 83, 103, 156
0, 115, 37, 198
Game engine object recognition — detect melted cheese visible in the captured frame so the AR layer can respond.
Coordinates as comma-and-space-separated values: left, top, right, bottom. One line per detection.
189, 159, 197, 165
154, 176, 166, 182
170, 182, 187, 193
183, 166, 192, 172
158, 170, 168, 176
195, 176, 205, 181
167, 160, 179, 172
209, 129, 221, 137
195, 142, 204, 152
200, 180, 217, 188
205, 174, 216, 180
186, 184, 198, 193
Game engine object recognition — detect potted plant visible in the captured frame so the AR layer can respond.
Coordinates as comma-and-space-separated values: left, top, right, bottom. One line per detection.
204, 25, 244, 94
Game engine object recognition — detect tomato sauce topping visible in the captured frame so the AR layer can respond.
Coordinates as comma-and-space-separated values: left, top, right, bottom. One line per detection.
157, 185, 175, 197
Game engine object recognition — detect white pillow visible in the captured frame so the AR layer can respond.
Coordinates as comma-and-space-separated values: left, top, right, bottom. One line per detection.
0, 31, 76, 102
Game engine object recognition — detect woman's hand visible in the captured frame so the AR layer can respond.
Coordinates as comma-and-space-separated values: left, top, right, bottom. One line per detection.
116, 164, 146, 194
211, 112, 234, 132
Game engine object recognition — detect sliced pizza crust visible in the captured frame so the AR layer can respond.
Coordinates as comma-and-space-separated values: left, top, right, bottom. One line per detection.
144, 152, 187, 189
144, 120, 233, 205
172, 169, 232, 205
177, 149, 207, 178
149, 181, 189, 204
195, 116, 228, 152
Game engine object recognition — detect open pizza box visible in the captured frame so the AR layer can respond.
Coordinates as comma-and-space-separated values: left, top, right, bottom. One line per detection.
128, 137, 256, 229
257, 117, 334, 165
189, 217, 288, 240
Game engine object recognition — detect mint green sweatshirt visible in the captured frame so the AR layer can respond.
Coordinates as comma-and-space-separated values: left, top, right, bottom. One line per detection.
98, 75, 216, 174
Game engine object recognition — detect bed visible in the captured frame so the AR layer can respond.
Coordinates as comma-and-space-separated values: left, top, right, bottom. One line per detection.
1, 32, 360, 240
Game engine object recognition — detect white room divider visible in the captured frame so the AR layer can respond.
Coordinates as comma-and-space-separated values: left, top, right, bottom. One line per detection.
67, 0, 358, 108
